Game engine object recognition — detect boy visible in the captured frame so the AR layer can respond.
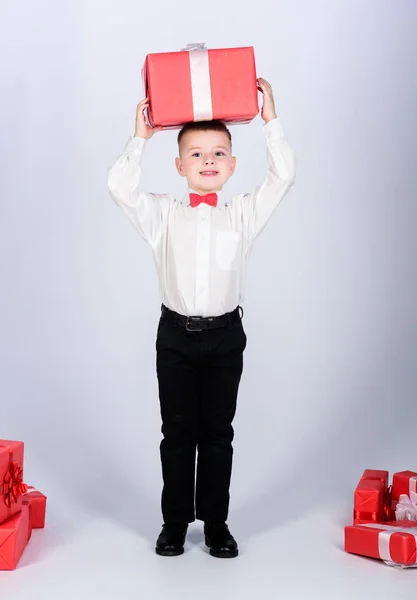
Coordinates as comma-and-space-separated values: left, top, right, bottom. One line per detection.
107, 78, 296, 558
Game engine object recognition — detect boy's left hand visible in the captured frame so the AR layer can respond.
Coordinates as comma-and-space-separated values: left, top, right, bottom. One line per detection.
257, 77, 277, 123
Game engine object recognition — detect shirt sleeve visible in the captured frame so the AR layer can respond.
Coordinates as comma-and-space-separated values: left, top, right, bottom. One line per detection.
107, 136, 170, 247
236, 117, 297, 242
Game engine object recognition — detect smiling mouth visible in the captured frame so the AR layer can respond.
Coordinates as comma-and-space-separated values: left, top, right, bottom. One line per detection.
200, 171, 219, 176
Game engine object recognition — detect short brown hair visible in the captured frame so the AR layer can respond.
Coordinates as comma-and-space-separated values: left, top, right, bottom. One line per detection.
178, 120, 232, 149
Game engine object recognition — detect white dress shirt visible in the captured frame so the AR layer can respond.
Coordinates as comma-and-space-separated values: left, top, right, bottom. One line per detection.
107, 117, 296, 317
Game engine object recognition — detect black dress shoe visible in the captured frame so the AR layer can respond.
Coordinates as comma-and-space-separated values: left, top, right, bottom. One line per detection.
155, 522, 188, 556
204, 522, 238, 558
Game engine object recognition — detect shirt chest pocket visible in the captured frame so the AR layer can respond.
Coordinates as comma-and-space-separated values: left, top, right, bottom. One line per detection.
215, 231, 242, 271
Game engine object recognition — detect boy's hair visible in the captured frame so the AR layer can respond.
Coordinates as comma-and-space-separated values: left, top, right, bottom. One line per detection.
177, 120, 232, 150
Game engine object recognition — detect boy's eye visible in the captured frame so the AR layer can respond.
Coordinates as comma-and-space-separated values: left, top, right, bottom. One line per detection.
191, 151, 225, 157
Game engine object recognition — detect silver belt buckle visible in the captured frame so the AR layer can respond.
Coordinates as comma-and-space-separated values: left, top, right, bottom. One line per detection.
186, 316, 203, 332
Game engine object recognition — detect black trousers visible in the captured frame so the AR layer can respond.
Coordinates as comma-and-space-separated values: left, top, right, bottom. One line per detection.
155, 305, 247, 524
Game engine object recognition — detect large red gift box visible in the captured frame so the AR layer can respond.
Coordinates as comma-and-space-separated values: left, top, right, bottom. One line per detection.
392, 471, 417, 502
24, 487, 47, 529
0, 502, 32, 570
0, 440, 26, 526
345, 521, 417, 566
143, 44, 259, 129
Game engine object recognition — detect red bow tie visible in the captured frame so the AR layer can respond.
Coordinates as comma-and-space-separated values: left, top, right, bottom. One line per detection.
189, 192, 218, 208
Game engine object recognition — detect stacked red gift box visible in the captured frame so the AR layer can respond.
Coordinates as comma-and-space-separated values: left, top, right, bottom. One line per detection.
0, 439, 47, 570
345, 469, 417, 567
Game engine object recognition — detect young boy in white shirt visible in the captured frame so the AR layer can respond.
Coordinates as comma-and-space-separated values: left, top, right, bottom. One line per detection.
107, 78, 296, 558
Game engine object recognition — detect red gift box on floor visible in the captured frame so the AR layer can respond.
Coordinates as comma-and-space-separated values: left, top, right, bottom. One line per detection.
0, 440, 26, 526
345, 521, 417, 566
353, 469, 396, 524
392, 471, 417, 503
24, 487, 47, 529
0, 502, 32, 570
143, 44, 259, 129
354, 479, 386, 525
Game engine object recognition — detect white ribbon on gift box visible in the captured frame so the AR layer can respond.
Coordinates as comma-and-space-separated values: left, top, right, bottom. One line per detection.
142, 42, 213, 127
180, 43, 213, 121
410, 476, 417, 495
181, 43, 207, 52
396, 491, 417, 521
360, 523, 417, 568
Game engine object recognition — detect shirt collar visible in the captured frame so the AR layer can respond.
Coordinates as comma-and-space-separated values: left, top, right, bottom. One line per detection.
181, 188, 228, 210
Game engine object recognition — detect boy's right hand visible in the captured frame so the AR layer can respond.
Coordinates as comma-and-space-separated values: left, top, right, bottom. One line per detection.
135, 98, 162, 139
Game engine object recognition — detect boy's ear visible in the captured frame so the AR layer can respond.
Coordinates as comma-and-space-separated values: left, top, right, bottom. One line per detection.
175, 156, 186, 177
230, 156, 237, 175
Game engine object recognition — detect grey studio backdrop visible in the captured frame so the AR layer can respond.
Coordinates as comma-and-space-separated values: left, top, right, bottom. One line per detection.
1, 0, 416, 551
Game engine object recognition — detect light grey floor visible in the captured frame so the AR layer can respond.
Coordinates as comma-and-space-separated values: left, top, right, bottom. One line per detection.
1, 501, 415, 600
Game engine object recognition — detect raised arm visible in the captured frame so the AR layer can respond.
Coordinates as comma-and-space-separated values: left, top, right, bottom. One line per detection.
238, 79, 296, 242
107, 99, 169, 246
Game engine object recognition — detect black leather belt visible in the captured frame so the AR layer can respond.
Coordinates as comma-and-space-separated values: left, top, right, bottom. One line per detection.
160, 304, 243, 331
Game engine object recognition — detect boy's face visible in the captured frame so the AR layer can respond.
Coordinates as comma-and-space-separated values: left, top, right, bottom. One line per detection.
175, 129, 236, 195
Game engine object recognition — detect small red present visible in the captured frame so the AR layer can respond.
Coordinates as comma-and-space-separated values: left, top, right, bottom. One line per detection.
0, 440, 26, 526
0, 502, 32, 570
24, 487, 47, 529
345, 521, 417, 566
353, 469, 395, 524
354, 479, 386, 525
143, 43, 259, 129
361, 469, 389, 488
392, 471, 417, 503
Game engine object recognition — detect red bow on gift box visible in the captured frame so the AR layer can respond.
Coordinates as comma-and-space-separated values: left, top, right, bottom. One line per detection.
189, 192, 218, 208
3, 462, 27, 507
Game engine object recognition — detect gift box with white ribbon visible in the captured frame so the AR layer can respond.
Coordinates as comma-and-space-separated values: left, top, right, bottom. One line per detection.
345, 521, 417, 567
392, 471, 417, 503
143, 43, 259, 129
